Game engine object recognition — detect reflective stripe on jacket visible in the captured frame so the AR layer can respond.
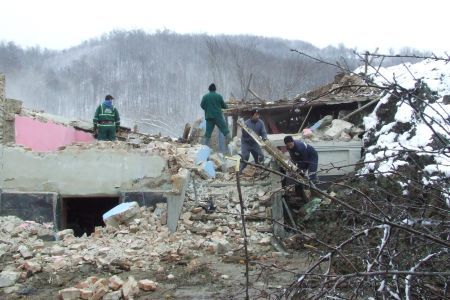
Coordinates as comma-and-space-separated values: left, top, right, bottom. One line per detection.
93, 104, 120, 127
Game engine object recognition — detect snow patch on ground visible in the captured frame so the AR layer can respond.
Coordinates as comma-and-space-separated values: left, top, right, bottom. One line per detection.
358, 59, 450, 201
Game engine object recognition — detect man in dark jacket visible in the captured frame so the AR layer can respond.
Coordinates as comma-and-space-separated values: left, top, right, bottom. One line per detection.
240, 109, 267, 174
284, 135, 318, 181
200, 83, 231, 146
93, 94, 120, 141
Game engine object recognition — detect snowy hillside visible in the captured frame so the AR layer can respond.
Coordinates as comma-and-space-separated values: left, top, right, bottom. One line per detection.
357, 59, 450, 204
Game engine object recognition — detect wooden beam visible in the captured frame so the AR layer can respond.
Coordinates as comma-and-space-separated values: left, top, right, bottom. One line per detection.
243, 73, 253, 102
297, 106, 313, 133
248, 88, 265, 102
237, 119, 298, 173
340, 97, 380, 121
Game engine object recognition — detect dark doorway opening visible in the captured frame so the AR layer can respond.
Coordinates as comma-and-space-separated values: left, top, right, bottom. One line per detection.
61, 196, 119, 237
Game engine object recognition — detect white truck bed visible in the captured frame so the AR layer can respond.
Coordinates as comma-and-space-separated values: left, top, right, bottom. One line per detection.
267, 134, 363, 176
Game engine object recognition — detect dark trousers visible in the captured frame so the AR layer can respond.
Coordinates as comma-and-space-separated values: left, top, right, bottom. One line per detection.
240, 142, 264, 173
98, 125, 116, 141
204, 116, 229, 138
296, 152, 318, 181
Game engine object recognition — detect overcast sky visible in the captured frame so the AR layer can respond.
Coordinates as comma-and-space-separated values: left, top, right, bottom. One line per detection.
1, 0, 448, 53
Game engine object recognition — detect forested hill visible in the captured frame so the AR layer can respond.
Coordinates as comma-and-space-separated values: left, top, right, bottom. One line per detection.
0, 30, 426, 136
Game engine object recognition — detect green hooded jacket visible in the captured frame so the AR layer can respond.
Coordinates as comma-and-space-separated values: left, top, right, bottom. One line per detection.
93, 104, 120, 127
200, 92, 228, 119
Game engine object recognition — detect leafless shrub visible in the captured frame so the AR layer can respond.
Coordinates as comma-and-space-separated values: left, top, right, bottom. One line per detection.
273, 52, 450, 299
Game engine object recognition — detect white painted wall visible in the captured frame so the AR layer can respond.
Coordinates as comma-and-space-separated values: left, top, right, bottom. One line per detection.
0, 146, 168, 195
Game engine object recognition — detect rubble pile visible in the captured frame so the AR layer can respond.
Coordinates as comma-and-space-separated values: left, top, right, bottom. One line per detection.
302, 73, 377, 101
57, 275, 156, 299
300, 115, 364, 142
0, 173, 280, 297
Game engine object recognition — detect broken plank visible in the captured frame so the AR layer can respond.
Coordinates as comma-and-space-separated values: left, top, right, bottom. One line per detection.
237, 119, 299, 174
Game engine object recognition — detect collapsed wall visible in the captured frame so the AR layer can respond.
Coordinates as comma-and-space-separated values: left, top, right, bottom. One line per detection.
0, 140, 196, 232
1, 144, 167, 195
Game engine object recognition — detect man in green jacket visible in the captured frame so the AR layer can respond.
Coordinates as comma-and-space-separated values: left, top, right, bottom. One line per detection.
200, 83, 231, 145
93, 94, 120, 141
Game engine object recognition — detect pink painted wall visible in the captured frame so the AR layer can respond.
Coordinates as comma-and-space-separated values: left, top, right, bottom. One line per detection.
15, 115, 95, 152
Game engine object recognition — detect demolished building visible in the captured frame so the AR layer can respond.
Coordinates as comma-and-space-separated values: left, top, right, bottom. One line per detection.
0, 71, 375, 237
225, 73, 380, 134
0, 74, 193, 236
0, 74, 288, 299
223, 73, 381, 177
1, 56, 448, 298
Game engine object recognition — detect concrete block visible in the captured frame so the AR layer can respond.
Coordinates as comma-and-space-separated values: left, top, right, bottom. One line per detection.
18, 245, 33, 259
323, 119, 354, 139
122, 276, 140, 300
92, 285, 108, 300
80, 289, 93, 299
195, 146, 211, 164
138, 279, 158, 291
102, 202, 140, 227
109, 275, 124, 291
58, 287, 81, 300
103, 291, 122, 300
56, 229, 74, 240
0, 271, 20, 288
22, 261, 42, 274
199, 161, 216, 178
171, 168, 190, 194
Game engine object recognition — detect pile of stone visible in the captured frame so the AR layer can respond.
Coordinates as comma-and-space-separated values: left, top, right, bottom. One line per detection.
301, 115, 364, 142
0, 216, 54, 290
58, 275, 157, 300
0, 176, 278, 296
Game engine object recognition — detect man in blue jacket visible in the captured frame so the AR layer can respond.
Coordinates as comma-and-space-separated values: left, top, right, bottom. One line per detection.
283, 135, 318, 182
240, 109, 268, 174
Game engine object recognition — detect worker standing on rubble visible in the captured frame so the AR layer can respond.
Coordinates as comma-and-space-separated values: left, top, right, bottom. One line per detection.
239, 108, 268, 174
284, 135, 318, 182
200, 83, 232, 146
93, 94, 120, 141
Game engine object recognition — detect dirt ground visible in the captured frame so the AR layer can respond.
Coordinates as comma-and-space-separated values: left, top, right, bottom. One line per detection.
0, 251, 311, 299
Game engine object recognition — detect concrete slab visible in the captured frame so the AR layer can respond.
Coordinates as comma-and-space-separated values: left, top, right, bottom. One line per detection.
202, 161, 216, 178
0, 146, 167, 195
195, 146, 211, 165
271, 191, 286, 239
102, 201, 140, 227
167, 168, 190, 233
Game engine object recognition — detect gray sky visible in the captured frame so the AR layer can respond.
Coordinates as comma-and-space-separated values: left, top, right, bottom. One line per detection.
1, 0, 448, 53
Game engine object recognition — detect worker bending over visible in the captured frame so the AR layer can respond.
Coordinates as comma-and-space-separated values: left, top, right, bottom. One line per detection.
283, 135, 318, 182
